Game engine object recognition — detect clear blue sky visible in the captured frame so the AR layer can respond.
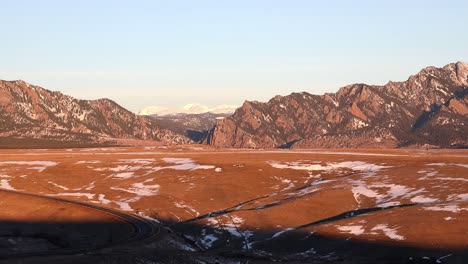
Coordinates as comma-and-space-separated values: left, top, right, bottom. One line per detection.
1, 0, 467, 112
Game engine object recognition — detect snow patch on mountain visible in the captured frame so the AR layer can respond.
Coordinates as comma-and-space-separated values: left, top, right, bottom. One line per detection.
138, 103, 238, 116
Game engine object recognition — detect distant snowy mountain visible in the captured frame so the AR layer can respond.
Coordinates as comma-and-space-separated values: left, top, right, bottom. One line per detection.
138, 104, 238, 116
137, 104, 238, 143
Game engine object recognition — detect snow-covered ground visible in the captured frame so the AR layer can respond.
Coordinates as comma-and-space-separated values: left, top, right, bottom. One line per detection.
0, 161, 58, 172
0, 148, 466, 259
268, 160, 391, 176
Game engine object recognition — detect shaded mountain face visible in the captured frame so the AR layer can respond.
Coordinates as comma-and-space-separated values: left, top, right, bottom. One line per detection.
209, 62, 468, 149
0, 80, 190, 147
148, 113, 230, 143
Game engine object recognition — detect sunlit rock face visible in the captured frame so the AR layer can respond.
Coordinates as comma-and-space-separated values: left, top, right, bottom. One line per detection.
210, 62, 468, 149
0, 80, 191, 146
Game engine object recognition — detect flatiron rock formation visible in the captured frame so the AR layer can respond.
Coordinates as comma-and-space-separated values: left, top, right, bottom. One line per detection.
209, 62, 468, 148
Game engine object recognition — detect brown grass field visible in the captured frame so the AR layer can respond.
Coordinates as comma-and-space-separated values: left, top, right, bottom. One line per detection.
0, 146, 467, 263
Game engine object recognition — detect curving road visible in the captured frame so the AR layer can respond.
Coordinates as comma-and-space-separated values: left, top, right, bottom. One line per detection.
0, 189, 161, 259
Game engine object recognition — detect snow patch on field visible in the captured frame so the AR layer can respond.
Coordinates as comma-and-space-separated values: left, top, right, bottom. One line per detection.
75, 160, 101, 164
435, 177, 468, 182
351, 182, 424, 206
54, 192, 95, 199
289, 179, 333, 197
427, 163, 468, 169
427, 163, 446, 166
272, 176, 296, 191
48, 181, 69, 190
205, 215, 254, 249
83, 181, 95, 191
0, 179, 15, 190
222, 216, 254, 249
137, 212, 162, 224
417, 169, 438, 179
117, 158, 155, 165
112, 172, 135, 179
352, 185, 380, 203
86, 158, 228, 178
411, 196, 438, 203
0, 161, 58, 172
115, 201, 133, 211
97, 194, 111, 205
106, 164, 149, 179
174, 201, 200, 216
162, 158, 215, 170
371, 224, 404, 240
268, 161, 390, 176
272, 228, 296, 238
453, 193, 468, 201
424, 204, 467, 213
110, 165, 132, 172
337, 225, 365, 235
224, 216, 252, 238
111, 181, 160, 196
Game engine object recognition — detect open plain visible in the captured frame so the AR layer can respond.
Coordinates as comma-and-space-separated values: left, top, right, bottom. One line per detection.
0, 146, 467, 263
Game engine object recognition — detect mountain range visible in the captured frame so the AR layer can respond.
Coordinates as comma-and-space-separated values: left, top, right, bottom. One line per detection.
0, 80, 189, 148
209, 62, 468, 148
0, 62, 466, 148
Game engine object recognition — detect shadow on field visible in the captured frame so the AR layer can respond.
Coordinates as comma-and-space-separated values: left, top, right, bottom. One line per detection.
0, 220, 134, 258
169, 218, 468, 264
0, 218, 467, 264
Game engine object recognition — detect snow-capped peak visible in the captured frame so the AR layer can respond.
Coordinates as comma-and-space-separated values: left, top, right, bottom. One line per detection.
138, 104, 238, 116
138, 106, 171, 116
182, 103, 211, 114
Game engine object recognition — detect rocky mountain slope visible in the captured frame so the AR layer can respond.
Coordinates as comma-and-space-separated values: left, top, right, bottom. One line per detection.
209, 62, 468, 149
0, 80, 190, 147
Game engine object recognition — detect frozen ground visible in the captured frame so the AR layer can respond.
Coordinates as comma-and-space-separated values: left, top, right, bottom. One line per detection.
0, 148, 466, 263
